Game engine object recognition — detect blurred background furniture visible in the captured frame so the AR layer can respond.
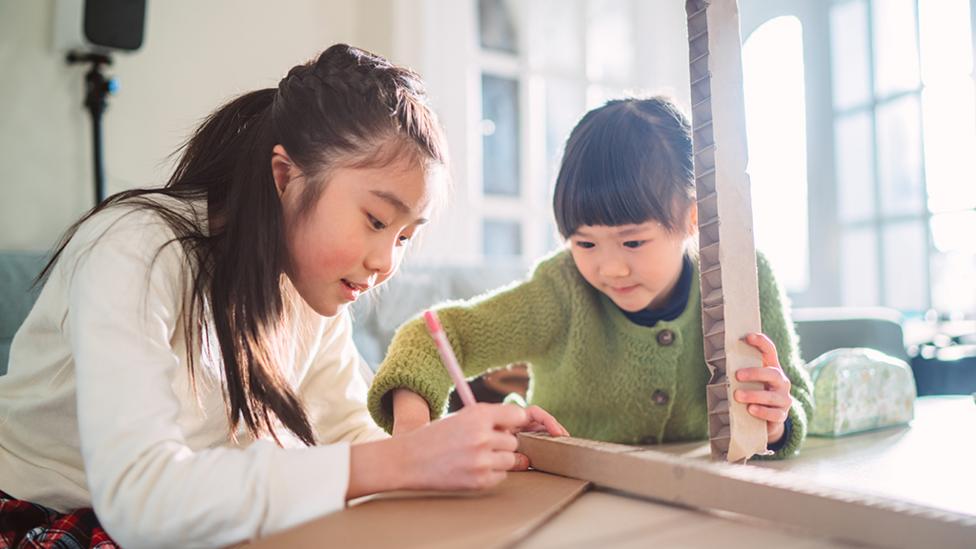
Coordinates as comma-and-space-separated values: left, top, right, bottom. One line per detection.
3, 250, 975, 397
0, 251, 46, 376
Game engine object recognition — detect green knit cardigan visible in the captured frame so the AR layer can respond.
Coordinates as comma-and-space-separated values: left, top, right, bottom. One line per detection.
368, 250, 814, 459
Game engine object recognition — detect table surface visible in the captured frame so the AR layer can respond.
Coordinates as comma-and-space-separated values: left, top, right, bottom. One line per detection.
521, 395, 976, 548
247, 396, 975, 548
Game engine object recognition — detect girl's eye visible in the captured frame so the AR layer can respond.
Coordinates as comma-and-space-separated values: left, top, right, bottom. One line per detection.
623, 240, 646, 249
575, 241, 595, 249
368, 214, 387, 231
397, 234, 413, 247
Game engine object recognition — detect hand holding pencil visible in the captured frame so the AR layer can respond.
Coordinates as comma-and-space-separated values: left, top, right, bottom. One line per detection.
381, 310, 569, 490
422, 310, 570, 439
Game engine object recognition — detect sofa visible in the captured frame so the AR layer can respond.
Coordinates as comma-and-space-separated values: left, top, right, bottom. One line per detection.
0, 250, 910, 380
0, 250, 528, 376
0, 251, 46, 376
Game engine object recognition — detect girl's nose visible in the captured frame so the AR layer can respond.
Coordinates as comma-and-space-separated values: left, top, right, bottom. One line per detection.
599, 259, 630, 278
364, 241, 396, 276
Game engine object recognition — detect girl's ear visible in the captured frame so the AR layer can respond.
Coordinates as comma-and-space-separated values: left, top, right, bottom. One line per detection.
271, 144, 299, 197
686, 201, 699, 237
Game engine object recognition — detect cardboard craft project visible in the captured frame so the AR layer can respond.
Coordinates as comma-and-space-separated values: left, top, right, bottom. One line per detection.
518, 433, 976, 549
245, 471, 589, 549
687, 0, 768, 461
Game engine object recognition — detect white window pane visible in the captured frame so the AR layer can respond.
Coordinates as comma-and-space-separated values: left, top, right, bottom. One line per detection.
931, 211, 976, 254
842, 227, 880, 306
931, 251, 976, 315
873, 0, 921, 97
835, 112, 876, 223
876, 95, 924, 217
482, 74, 521, 196
922, 79, 976, 212
883, 221, 928, 312
743, 16, 809, 293
830, 0, 871, 110
918, 0, 973, 82
586, 0, 634, 82
483, 219, 522, 257
528, 0, 583, 72
545, 79, 586, 191
479, 0, 519, 53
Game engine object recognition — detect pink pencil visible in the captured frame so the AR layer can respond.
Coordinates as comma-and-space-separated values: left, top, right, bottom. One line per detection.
423, 310, 477, 407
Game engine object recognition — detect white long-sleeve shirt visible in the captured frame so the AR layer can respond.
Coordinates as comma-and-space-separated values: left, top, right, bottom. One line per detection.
0, 200, 387, 548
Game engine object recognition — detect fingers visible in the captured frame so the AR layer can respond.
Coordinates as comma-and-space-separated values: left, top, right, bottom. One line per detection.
736, 366, 791, 392
510, 452, 531, 471
744, 403, 790, 423
478, 403, 530, 431
525, 405, 570, 437
486, 430, 519, 453
487, 449, 518, 471
743, 332, 781, 368
734, 388, 793, 409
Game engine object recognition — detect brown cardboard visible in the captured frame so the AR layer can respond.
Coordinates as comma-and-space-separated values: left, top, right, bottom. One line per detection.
518, 433, 976, 549
245, 471, 590, 548
686, 0, 768, 462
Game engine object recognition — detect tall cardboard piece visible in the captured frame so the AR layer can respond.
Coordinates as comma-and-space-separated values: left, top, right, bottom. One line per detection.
687, 0, 768, 461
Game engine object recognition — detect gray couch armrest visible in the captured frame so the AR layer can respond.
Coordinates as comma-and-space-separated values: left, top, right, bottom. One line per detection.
793, 307, 907, 363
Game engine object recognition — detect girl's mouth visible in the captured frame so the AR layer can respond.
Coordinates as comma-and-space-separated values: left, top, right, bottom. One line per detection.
340, 279, 367, 301
609, 284, 639, 294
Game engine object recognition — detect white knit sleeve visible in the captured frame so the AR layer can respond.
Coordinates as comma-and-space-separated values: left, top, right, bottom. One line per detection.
299, 312, 388, 445
67, 209, 352, 548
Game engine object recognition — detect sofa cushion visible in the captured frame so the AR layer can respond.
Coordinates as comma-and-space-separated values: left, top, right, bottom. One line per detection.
0, 251, 47, 375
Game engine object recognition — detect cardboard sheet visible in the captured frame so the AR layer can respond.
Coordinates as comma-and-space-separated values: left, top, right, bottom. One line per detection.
686, 0, 768, 462
245, 471, 590, 548
518, 433, 976, 549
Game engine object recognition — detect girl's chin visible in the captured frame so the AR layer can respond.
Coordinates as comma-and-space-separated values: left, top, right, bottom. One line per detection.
298, 291, 343, 317
607, 295, 653, 313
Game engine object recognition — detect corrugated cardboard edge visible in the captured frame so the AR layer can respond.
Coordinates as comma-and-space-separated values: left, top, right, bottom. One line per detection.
686, 0, 767, 462
518, 433, 976, 549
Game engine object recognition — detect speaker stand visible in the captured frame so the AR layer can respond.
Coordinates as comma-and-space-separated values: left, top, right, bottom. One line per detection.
67, 51, 117, 205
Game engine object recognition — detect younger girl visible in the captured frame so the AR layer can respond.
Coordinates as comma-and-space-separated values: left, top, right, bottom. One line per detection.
0, 44, 563, 548
369, 97, 813, 458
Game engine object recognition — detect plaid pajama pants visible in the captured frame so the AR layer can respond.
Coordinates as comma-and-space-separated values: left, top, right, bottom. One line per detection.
0, 491, 118, 549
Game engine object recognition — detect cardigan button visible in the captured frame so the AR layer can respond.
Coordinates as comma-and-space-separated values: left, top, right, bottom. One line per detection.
656, 329, 675, 346
652, 389, 670, 405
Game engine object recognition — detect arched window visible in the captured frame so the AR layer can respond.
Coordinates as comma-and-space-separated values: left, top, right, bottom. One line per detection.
742, 16, 809, 293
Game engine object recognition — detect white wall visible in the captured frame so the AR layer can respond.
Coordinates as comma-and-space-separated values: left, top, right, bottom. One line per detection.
0, 0, 369, 250
0, 0, 692, 264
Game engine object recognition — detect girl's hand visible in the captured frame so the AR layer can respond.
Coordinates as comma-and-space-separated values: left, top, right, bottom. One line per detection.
735, 332, 793, 444
521, 405, 570, 436
509, 404, 569, 471
393, 403, 531, 491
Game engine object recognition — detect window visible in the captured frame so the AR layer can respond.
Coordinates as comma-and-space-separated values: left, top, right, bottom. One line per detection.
742, 16, 810, 294
475, 0, 660, 263
828, 0, 976, 316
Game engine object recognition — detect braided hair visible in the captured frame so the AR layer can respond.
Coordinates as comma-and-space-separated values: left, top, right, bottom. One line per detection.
39, 44, 448, 446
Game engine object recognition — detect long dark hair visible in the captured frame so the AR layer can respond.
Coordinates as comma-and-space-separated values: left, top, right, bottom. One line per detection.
38, 44, 447, 445
552, 96, 694, 238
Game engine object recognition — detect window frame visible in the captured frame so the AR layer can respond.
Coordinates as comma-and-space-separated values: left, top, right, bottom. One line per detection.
743, 0, 976, 316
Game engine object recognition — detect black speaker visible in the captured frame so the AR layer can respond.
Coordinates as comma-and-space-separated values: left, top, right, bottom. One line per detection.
83, 0, 146, 51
